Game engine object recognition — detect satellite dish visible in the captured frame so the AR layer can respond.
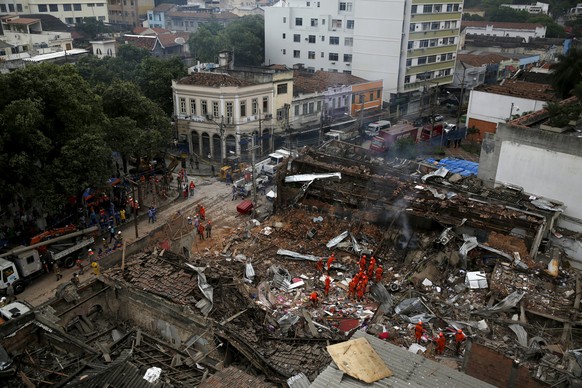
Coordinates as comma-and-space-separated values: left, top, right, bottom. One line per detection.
174, 37, 186, 45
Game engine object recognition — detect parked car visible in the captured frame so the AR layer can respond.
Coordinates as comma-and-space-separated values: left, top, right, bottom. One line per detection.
433, 115, 445, 122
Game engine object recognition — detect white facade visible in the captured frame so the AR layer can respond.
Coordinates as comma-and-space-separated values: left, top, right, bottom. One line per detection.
466, 90, 548, 127
0, 0, 108, 25
463, 22, 546, 41
265, 0, 462, 100
501, 2, 549, 15
0, 16, 73, 54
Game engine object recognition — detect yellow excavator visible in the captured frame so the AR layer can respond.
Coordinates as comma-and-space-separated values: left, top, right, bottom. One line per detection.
219, 155, 246, 180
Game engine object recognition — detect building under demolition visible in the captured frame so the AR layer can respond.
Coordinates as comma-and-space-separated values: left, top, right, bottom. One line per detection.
1, 140, 581, 387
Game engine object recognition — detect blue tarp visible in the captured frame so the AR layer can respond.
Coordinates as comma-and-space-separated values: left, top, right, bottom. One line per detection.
427, 157, 479, 177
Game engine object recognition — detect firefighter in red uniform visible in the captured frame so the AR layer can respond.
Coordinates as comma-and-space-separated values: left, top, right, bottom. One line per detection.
324, 276, 331, 296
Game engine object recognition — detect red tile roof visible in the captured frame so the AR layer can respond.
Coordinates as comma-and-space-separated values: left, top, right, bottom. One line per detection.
158, 33, 184, 48
123, 35, 157, 51
198, 366, 276, 388
153, 3, 176, 12
6, 17, 39, 25
132, 27, 171, 35
177, 72, 255, 87
477, 79, 558, 101
457, 53, 510, 67
293, 70, 367, 94
462, 21, 544, 30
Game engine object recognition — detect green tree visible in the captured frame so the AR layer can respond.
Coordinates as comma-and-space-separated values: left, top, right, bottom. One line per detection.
487, 7, 529, 22
550, 49, 582, 98
224, 15, 265, 66
188, 22, 227, 62
0, 64, 111, 214
136, 56, 187, 116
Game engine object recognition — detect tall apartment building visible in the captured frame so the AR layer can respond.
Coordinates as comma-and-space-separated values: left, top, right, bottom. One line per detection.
108, 0, 154, 29
265, 0, 462, 107
0, 0, 108, 25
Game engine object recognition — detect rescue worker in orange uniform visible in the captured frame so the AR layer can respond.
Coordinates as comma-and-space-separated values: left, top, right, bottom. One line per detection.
375, 265, 384, 283
415, 321, 424, 343
348, 280, 356, 299
309, 291, 319, 307
199, 205, 206, 220
326, 252, 336, 271
435, 332, 446, 355
316, 258, 324, 272
324, 276, 331, 296
356, 283, 364, 301
359, 255, 367, 272
455, 329, 466, 355
367, 257, 376, 278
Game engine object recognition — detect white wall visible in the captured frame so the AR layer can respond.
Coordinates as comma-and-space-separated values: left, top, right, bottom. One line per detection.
467, 90, 548, 126
496, 142, 582, 231
352, 0, 405, 95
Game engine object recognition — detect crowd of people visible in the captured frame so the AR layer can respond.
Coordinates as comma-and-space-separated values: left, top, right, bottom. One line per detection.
186, 203, 212, 241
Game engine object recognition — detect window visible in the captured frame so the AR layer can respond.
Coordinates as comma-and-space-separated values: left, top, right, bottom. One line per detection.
440, 54, 446, 61
431, 22, 440, 30
339, 2, 352, 11
446, 4, 452, 12
252, 98, 258, 115
376, 90, 381, 98
38, 4, 47, 11
49, 4, 58, 11
343, 54, 352, 62
453, 4, 460, 11
331, 19, 342, 28
322, 19, 325, 25
74, 3, 81, 10
317, 101, 322, 111
0, 4, 5, 12
295, 17, 303, 26
88, 3, 95, 6
212, 101, 219, 118
321, 35, 325, 42
308, 51, 315, 59
347, 20, 354, 29
404, 75, 410, 84
97, 3, 104, 6
307, 1, 310, 5
444, 21, 451, 29
434, 4, 441, 12
75, 17, 82, 23
344, 37, 353, 46
282, 49, 286, 55
190, 99, 196, 115
294, 105, 300, 116
283, 17, 286, 23
329, 36, 339, 45
308, 35, 316, 43
277, 83, 288, 95
321, 52, 324, 58
329, 53, 338, 61
179, 98, 186, 114
448, 37, 455, 44
62, 3, 72, 11
302, 104, 307, 115
407, 41, 413, 49
417, 57, 427, 64
311, 18, 318, 27
293, 50, 300, 58
309, 102, 314, 113
16, 3, 22, 11
277, 108, 285, 120
201, 100, 208, 115
406, 58, 412, 66
430, 39, 438, 47
226, 102, 233, 120
66, 17, 74, 23
240, 100, 246, 117
422, 22, 430, 31
410, 23, 416, 32
444, 69, 451, 76
263, 97, 268, 112
294, 34, 300, 42
447, 53, 454, 60
282, 33, 286, 39
427, 55, 436, 63
423, 5, 432, 12
411, 5, 417, 13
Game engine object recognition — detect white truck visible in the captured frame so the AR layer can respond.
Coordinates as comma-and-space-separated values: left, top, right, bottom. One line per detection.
262, 149, 291, 176
0, 226, 97, 294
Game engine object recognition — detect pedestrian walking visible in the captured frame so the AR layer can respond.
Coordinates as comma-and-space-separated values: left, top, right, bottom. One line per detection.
187, 216, 193, 226
120, 208, 126, 224
53, 262, 62, 281
91, 261, 100, 277
198, 223, 205, 240
148, 207, 154, 223
206, 221, 212, 238
152, 206, 157, 222
199, 206, 206, 221
115, 210, 121, 225
232, 185, 237, 200
109, 225, 116, 243
6, 283, 15, 303
71, 273, 80, 287
189, 181, 195, 197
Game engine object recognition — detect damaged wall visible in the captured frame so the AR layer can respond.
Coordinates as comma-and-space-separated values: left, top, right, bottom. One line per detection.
464, 343, 547, 388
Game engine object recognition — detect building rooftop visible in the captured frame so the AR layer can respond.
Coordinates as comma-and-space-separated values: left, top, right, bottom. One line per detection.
133, 27, 172, 35
457, 53, 509, 67
18, 14, 69, 31
123, 35, 158, 51
177, 72, 255, 87
293, 70, 367, 95
476, 79, 557, 101
311, 331, 495, 388
167, 11, 239, 19
462, 21, 544, 30
153, 3, 176, 12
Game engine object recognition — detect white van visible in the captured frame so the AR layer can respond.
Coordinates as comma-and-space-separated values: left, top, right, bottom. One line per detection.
365, 120, 391, 137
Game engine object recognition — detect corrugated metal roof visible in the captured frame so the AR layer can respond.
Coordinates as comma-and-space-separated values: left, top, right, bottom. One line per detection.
310, 331, 495, 388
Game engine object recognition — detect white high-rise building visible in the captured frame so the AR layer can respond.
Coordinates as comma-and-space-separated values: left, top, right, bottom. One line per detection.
265, 0, 462, 105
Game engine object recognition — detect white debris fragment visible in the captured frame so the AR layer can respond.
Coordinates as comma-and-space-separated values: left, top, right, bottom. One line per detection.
143, 367, 162, 383
422, 278, 433, 287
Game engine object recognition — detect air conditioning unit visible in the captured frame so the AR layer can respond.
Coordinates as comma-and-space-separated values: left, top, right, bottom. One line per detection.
346, 63, 350, 66
265, 113, 272, 119
331, 61, 336, 64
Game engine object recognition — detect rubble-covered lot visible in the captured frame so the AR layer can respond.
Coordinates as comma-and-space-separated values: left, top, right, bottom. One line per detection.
2, 141, 582, 387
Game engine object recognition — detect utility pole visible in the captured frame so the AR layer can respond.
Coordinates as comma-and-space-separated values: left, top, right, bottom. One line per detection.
284, 103, 291, 150
457, 62, 467, 129
219, 115, 224, 166
250, 134, 258, 204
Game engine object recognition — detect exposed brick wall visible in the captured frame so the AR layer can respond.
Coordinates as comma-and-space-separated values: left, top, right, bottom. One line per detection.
464, 342, 547, 388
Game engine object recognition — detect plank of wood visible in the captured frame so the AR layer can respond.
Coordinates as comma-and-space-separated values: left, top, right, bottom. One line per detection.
302, 309, 319, 338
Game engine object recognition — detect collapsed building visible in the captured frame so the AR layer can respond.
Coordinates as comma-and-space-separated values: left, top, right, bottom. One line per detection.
1, 140, 581, 387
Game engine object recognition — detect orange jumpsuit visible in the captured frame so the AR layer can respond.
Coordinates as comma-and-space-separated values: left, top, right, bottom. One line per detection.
356, 284, 364, 301
375, 266, 383, 282
436, 334, 446, 355
326, 253, 335, 271
316, 258, 324, 272
324, 276, 331, 295
415, 322, 424, 343
367, 258, 376, 278
199, 206, 206, 220
309, 291, 319, 306
359, 255, 367, 272
455, 330, 466, 355
348, 280, 356, 299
